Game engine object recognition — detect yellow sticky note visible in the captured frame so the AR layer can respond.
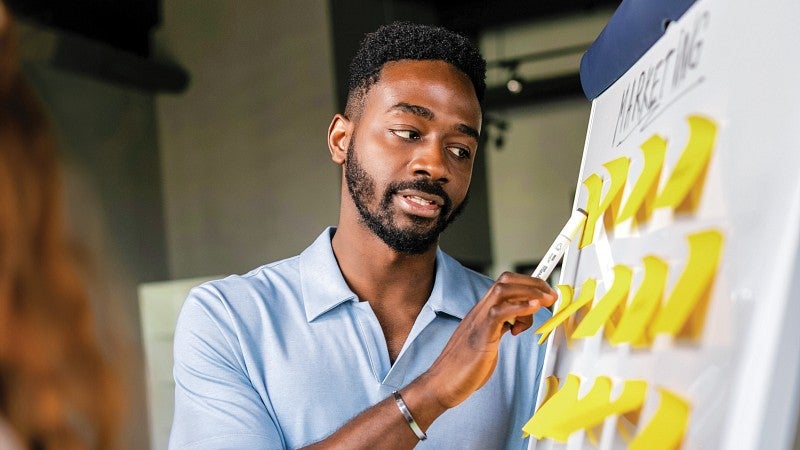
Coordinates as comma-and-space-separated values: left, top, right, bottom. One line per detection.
579, 173, 602, 248
616, 135, 667, 225
628, 388, 690, 450
546, 377, 647, 442
586, 428, 600, 446
522, 375, 561, 438
617, 409, 642, 442
655, 115, 717, 211
570, 379, 647, 436
600, 157, 630, 230
649, 230, 723, 338
579, 158, 630, 248
523, 374, 581, 439
547, 376, 613, 442
535, 279, 597, 344
541, 375, 560, 405
555, 284, 574, 310
609, 256, 669, 346
532, 285, 572, 343
572, 265, 633, 339
564, 294, 592, 350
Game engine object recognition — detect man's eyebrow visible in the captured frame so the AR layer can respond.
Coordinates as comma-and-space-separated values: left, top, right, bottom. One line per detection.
390, 102, 480, 140
389, 102, 434, 120
456, 123, 480, 141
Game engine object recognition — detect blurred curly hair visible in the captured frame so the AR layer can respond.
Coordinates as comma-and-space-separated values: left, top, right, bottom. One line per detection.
0, 3, 122, 449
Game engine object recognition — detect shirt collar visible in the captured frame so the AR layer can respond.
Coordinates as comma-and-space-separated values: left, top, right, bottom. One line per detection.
300, 227, 357, 322
300, 227, 479, 322
426, 248, 480, 320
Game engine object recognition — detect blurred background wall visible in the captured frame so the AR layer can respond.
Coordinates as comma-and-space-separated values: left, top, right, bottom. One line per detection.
9, 1, 628, 448
155, 1, 341, 279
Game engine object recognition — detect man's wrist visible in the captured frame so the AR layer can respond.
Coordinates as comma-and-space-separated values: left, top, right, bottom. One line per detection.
392, 391, 427, 440
397, 374, 449, 435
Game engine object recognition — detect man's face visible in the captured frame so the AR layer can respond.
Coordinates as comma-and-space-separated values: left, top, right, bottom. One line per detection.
343, 60, 482, 254
345, 134, 469, 254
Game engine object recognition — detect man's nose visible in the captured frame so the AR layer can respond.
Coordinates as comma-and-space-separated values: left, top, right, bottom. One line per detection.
409, 140, 449, 183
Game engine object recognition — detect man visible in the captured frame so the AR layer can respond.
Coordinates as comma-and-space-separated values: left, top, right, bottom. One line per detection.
170, 22, 556, 449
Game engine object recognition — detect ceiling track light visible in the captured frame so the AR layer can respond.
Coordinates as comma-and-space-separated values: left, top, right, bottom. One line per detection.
489, 42, 593, 96
506, 75, 524, 94
503, 61, 524, 94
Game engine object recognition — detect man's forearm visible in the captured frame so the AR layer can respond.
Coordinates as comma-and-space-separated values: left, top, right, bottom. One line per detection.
302, 374, 446, 449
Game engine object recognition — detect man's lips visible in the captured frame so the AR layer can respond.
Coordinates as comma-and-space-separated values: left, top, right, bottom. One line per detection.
396, 189, 444, 206
395, 189, 444, 218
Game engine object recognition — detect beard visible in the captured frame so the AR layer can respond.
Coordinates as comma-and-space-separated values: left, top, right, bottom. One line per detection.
344, 137, 468, 255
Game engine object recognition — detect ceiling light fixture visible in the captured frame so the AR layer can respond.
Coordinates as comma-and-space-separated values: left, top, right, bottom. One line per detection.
505, 61, 524, 94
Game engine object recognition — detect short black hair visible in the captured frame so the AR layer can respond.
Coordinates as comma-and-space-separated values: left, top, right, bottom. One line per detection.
345, 22, 486, 118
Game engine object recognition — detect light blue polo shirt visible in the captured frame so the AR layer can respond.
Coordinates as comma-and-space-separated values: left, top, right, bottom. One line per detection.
170, 227, 550, 449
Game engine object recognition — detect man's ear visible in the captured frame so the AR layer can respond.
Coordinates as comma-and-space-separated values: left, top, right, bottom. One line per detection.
328, 114, 351, 165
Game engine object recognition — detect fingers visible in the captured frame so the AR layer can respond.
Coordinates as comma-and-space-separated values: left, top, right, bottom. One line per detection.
485, 272, 557, 307
421, 273, 558, 408
509, 306, 536, 335
472, 272, 558, 334
486, 298, 541, 334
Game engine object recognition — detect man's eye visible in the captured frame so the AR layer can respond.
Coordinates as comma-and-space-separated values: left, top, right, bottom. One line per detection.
391, 129, 420, 140
447, 146, 471, 159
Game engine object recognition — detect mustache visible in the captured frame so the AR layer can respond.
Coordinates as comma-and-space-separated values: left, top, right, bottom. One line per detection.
383, 179, 452, 209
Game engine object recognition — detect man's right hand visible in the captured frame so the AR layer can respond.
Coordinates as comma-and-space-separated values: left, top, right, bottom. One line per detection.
303, 272, 557, 449
412, 272, 556, 414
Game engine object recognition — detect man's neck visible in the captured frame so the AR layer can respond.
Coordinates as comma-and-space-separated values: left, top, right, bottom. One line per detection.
332, 219, 439, 363
331, 221, 437, 309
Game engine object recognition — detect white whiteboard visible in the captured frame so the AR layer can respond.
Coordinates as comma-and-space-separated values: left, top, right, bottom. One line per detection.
528, 0, 800, 449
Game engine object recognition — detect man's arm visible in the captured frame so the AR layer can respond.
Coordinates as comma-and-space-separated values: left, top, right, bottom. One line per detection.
170, 287, 285, 449
303, 272, 556, 449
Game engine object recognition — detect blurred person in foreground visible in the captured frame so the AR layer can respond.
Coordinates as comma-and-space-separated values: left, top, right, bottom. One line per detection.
171, 22, 556, 449
0, 3, 122, 449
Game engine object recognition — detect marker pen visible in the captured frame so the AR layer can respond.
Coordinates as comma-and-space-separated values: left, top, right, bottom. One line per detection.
530, 208, 588, 281
508, 208, 588, 326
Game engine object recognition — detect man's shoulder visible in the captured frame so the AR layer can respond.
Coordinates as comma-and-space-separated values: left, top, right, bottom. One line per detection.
194, 227, 336, 294
185, 254, 303, 308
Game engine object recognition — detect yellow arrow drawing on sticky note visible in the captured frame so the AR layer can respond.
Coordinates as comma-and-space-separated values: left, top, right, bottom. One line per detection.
541, 375, 560, 405
527, 376, 648, 443
554, 284, 573, 310
609, 256, 669, 346
599, 157, 630, 230
616, 135, 667, 226
532, 284, 572, 343
535, 279, 596, 344
556, 284, 580, 346
628, 388, 690, 450
522, 375, 561, 438
562, 285, 589, 349
649, 229, 723, 338
579, 173, 603, 249
617, 409, 642, 442
546, 376, 614, 442
523, 374, 581, 439
654, 115, 717, 212
578, 157, 630, 248
550, 378, 647, 442
572, 265, 633, 339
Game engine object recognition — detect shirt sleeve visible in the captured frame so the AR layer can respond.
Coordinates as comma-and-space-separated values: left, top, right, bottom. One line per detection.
169, 285, 284, 449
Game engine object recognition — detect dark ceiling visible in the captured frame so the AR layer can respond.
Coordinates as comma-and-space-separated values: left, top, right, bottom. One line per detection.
5, 0, 620, 99
5, 0, 158, 56
6, 0, 619, 57
432, 0, 621, 35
